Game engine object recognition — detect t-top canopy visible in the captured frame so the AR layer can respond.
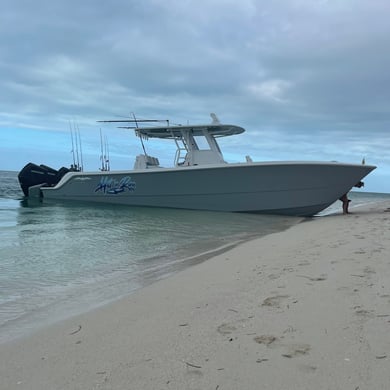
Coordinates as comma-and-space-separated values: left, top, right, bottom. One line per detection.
135, 124, 245, 139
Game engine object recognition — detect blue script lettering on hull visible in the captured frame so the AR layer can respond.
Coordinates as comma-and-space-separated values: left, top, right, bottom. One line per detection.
95, 176, 136, 194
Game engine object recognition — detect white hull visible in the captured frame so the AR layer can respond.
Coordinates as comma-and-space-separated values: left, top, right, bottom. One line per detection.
39, 161, 375, 216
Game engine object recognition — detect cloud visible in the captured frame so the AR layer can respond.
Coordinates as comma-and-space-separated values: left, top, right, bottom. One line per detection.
0, 0, 389, 190
247, 79, 292, 103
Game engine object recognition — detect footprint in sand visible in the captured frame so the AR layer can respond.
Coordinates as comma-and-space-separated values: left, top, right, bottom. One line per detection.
253, 335, 278, 346
282, 343, 311, 358
262, 295, 290, 308
253, 336, 311, 358
354, 249, 366, 254
217, 323, 237, 335
296, 274, 327, 282
217, 318, 249, 335
253, 334, 311, 359
354, 308, 374, 318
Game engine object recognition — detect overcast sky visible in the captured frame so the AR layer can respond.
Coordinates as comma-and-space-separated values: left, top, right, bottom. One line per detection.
1, 0, 389, 192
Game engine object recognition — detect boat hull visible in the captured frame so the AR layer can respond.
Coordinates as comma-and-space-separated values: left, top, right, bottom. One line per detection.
36, 161, 375, 216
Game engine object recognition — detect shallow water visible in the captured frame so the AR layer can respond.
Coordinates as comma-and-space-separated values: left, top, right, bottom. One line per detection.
0, 170, 302, 342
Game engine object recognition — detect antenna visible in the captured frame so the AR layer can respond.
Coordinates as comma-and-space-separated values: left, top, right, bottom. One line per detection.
210, 113, 220, 124
97, 119, 167, 123
132, 112, 148, 157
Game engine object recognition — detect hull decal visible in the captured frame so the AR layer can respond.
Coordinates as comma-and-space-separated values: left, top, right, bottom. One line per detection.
95, 176, 136, 194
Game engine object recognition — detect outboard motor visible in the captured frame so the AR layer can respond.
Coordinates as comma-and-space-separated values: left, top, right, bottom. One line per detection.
18, 163, 71, 196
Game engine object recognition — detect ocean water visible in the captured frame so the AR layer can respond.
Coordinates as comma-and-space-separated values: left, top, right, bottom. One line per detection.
0, 170, 301, 343
1, 171, 389, 343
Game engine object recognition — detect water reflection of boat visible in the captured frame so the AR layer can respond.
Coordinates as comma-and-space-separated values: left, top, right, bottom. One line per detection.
18, 114, 375, 216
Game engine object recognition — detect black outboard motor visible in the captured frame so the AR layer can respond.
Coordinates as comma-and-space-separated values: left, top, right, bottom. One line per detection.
18, 163, 71, 196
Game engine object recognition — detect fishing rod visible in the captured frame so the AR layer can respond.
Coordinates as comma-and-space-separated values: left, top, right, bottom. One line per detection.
69, 121, 76, 169
99, 128, 105, 171
105, 133, 110, 171
76, 122, 83, 171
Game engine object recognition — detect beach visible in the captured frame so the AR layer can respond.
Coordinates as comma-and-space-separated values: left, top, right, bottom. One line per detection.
1, 201, 390, 390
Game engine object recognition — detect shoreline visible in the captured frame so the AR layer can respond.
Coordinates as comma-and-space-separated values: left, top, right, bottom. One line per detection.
0, 211, 300, 345
1, 200, 390, 389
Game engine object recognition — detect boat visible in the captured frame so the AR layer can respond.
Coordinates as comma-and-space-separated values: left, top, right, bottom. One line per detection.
18, 113, 376, 216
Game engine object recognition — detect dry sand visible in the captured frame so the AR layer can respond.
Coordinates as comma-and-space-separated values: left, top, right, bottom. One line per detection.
1, 201, 390, 390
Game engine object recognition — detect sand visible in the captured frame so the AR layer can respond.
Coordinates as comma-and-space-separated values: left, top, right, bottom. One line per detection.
1, 201, 390, 390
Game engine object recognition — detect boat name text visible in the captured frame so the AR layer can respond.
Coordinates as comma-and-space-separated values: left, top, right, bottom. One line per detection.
95, 176, 136, 194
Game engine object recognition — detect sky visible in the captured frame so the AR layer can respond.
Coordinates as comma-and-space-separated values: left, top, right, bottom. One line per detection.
1, 0, 389, 192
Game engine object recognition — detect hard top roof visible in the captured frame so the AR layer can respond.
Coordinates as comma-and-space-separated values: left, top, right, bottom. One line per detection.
135, 124, 245, 139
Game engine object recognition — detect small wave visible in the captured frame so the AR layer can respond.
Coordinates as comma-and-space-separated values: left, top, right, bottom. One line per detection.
0, 171, 23, 199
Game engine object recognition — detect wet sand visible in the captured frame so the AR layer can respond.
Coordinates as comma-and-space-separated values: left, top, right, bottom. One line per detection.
1, 201, 390, 389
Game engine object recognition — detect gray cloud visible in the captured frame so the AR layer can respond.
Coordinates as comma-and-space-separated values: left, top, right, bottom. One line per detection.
1, 0, 389, 189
